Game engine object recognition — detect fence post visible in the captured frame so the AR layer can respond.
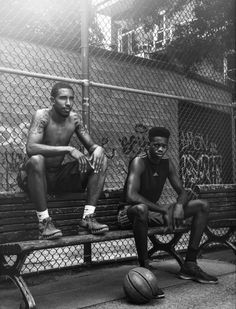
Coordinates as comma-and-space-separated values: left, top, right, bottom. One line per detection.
232, 102, 236, 183
81, 0, 91, 132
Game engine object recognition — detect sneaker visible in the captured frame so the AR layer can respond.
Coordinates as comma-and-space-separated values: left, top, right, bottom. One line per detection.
78, 214, 109, 235
178, 261, 218, 284
39, 217, 63, 240
143, 260, 165, 299
153, 286, 165, 299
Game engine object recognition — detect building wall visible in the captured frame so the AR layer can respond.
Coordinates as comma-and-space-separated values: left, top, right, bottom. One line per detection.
0, 37, 232, 199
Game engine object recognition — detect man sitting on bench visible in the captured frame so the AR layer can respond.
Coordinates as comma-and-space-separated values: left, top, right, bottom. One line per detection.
122, 126, 218, 286
17, 82, 108, 239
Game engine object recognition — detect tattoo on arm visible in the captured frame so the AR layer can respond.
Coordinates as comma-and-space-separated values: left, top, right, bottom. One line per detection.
30, 111, 49, 134
75, 124, 88, 136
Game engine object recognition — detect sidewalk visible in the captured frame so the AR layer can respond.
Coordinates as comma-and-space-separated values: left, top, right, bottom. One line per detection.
0, 249, 235, 309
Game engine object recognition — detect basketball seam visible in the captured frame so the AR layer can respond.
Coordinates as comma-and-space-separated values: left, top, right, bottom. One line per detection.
127, 273, 151, 301
132, 269, 156, 296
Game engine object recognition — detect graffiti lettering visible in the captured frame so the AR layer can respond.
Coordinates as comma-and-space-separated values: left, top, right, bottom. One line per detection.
3, 151, 25, 171
119, 123, 148, 156
101, 137, 116, 159
0, 150, 25, 191
0, 123, 29, 148
180, 131, 223, 195
180, 154, 222, 188
180, 131, 218, 154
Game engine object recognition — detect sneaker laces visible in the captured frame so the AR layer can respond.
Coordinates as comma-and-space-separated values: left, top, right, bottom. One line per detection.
188, 263, 206, 275
44, 217, 55, 229
86, 214, 96, 222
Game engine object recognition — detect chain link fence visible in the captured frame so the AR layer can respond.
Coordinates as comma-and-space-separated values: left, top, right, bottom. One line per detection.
0, 0, 235, 274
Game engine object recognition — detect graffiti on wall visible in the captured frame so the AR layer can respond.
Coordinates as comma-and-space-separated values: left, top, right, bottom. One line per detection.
179, 100, 233, 197
119, 123, 149, 157
96, 124, 149, 189
100, 123, 149, 168
0, 123, 29, 148
0, 122, 29, 191
180, 131, 223, 194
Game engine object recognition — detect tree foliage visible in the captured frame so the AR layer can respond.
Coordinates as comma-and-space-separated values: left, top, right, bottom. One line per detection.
0, 0, 104, 49
122, 0, 235, 71
166, 0, 235, 70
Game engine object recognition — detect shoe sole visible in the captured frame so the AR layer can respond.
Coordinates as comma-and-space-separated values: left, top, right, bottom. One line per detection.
39, 231, 63, 240
91, 227, 109, 235
178, 274, 218, 284
78, 227, 109, 235
154, 294, 165, 299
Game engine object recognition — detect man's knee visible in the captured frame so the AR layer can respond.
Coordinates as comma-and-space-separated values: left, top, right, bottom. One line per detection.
101, 155, 108, 174
90, 155, 107, 176
200, 199, 209, 213
134, 204, 148, 219
26, 155, 46, 173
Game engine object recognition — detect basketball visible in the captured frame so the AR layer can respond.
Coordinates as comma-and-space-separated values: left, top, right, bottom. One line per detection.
123, 267, 159, 304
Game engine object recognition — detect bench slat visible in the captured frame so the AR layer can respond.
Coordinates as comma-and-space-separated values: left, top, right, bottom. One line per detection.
0, 226, 190, 255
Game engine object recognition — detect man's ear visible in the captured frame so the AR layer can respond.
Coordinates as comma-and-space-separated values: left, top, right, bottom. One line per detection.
50, 96, 55, 103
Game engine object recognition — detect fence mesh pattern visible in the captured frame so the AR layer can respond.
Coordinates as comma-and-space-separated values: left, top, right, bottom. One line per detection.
0, 0, 235, 274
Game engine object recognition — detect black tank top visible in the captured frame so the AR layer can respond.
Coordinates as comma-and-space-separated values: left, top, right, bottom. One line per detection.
124, 153, 169, 203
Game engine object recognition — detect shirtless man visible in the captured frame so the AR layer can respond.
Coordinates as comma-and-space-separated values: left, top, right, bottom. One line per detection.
18, 82, 108, 239
122, 126, 218, 295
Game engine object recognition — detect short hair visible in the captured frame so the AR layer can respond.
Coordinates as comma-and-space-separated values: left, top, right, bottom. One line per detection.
148, 127, 170, 140
50, 82, 74, 98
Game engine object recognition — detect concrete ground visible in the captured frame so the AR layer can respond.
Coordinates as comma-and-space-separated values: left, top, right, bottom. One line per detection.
0, 249, 235, 309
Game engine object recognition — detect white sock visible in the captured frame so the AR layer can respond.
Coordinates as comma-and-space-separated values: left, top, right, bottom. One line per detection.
83, 205, 95, 219
37, 209, 50, 222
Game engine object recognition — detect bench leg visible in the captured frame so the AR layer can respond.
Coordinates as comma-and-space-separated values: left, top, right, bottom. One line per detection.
148, 233, 184, 267
225, 240, 236, 255
0, 254, 36, 309
84, 243, 92, 264
198, 227, 236, 257
10, 274, 36, 309
197, 227, 236, 257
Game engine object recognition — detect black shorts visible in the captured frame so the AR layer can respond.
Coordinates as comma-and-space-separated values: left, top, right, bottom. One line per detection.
17, 160, 93, 193
117, 203, 175, 229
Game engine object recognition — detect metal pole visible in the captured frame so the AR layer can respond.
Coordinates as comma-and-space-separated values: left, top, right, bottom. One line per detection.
0, 66, 232, 108
90, 80, 231, 108
81, 0, 91, 132
232, 102, 236, 183
0, 67, 84, 84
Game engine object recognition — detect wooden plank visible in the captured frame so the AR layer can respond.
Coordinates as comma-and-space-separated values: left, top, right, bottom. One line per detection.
196, 184, 236, 193
208, 211, 236, 220
199, 192, 236, 199
208, 219, 236, 228
199, 194, 236, 201
0, 230, 38, 243
208, 207, 236, 213
0, 226, 188, 254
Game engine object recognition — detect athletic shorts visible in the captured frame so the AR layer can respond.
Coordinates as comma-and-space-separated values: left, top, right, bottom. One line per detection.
17, 160, 93, 193
117, 203, 175, 229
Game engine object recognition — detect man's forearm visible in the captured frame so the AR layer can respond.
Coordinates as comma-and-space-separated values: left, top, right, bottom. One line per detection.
127, 192, 166, 214
26, 144, 74, 157
176, 190, 189, 207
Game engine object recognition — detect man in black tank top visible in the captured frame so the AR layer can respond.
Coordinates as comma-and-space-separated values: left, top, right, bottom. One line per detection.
124, 126, 218, 292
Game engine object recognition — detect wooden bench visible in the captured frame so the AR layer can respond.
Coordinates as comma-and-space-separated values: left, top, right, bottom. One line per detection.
0, 184, 235, 309
196, 184, 236, 254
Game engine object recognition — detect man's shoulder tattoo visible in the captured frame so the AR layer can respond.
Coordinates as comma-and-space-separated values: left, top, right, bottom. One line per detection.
30, 109, 50, 134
